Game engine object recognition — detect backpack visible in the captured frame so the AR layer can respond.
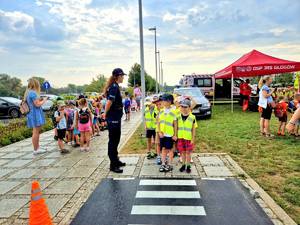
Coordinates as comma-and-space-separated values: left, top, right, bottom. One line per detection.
274, 103, 284, 118
67, 109, 74, 125
125, 98, 131, 108
19, 100, 29, 115
79, 108, 90, 124
52, 110, 60, 127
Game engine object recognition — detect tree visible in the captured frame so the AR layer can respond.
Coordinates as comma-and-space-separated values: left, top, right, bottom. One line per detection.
128, 63, 158, 92
0, 74, 23, 97
85, 74, 107, 93
274, 73, 294, 86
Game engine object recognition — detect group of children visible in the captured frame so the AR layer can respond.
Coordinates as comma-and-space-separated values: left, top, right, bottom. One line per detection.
144, 93, 197, 173
52, 92, 140, 154
52, 96, 108, 154
274, 93, 300, 136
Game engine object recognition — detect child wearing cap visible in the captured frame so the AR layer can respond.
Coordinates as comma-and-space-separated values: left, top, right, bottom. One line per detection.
176, 98, 197, 173
154, 96, 163, 164
145, 98, 158, 159
158, 94, 177, 172
54, 103, 70, 154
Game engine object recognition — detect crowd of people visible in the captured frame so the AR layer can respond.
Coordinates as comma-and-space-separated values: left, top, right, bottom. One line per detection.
258, 76, 300, 138
23, 74, 299, 174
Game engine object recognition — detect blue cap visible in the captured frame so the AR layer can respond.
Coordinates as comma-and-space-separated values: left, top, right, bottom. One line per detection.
112, 68, 127, 77
161, 94, 174, 103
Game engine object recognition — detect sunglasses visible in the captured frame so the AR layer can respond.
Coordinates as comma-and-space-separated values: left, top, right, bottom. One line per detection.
181, 105, 189, 108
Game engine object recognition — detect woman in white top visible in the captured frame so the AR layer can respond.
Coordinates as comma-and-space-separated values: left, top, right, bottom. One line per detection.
258, 76, 275, 137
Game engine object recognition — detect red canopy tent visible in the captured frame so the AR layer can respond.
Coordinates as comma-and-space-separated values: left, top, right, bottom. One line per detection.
215, 49, 300, 79
214, 49, 300, 111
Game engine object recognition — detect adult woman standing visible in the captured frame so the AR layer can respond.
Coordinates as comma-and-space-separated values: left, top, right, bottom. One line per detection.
103, 68, 126, 173
258, 76, 275, 137
25, 78, 48, 154
134, 84, 142, 111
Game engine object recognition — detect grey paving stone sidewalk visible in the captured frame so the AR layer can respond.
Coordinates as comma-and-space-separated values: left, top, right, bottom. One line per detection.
0, 112, 141, 225
0, 111, 295, 225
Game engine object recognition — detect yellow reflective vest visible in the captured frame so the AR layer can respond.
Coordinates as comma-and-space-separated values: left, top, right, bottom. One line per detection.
177, 113, 197, 140
145, 106, 157, 130
159, 108, 177, 136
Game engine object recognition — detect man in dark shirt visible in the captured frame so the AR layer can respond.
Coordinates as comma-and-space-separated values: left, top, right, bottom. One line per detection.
104, 68, 127, 173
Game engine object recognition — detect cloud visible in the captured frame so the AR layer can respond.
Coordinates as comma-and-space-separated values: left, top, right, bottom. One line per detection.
0, 10, 34, 33
162, 2, 248, 27
35, 0, 140, 50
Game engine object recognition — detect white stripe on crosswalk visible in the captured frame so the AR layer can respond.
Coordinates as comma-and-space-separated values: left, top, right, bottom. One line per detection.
201, 178, 225, 181
136, 191, 200, 199
139, 179, 197, 186
131, 205, 206, 216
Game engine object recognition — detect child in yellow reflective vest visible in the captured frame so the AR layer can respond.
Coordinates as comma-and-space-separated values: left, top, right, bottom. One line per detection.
176, 98, 197, 173
144, 101, 158, 159
158, 94, 177, 172
152, 95, 163, 164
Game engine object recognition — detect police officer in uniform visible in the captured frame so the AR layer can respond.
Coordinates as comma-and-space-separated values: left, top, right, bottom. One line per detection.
103, 68, 126, 173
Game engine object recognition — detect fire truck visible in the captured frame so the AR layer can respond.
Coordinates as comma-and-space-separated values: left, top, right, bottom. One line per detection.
179, 74, 247, 99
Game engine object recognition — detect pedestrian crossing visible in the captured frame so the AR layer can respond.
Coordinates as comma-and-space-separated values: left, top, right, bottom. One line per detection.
129, 179, 206, 224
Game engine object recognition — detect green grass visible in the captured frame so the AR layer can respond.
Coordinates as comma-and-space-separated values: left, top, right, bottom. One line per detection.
122, 105, 300, 223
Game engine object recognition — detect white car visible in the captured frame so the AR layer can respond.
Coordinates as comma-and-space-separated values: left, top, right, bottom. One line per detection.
41, 100, 54, 111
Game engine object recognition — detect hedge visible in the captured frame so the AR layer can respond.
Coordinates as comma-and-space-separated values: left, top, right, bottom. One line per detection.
0, 117, 53, 147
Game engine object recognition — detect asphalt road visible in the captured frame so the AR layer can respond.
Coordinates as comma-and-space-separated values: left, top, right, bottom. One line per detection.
71, 178, 273, 225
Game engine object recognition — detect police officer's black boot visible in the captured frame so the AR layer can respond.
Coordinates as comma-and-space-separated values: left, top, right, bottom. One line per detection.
116, 160, 126, 167
110, 166, 123, 173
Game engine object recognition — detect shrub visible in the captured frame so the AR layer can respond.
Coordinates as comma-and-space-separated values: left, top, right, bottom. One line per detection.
0, 117, 53, 147
0, 138, 11, 146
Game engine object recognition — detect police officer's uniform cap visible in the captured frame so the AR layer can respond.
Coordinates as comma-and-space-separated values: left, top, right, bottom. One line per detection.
112, 68, 127, 77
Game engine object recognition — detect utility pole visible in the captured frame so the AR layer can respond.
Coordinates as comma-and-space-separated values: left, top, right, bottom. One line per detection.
160, 61, 164, 91
149, 27, 158, 93
138, 0, 146, 127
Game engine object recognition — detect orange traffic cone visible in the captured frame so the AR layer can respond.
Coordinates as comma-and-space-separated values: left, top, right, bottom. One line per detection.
29, 181, 53, 225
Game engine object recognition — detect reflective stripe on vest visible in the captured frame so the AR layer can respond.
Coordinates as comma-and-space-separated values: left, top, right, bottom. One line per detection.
145, 109, 156, 129
159, 110, 176, 136
177, 114, 195, 140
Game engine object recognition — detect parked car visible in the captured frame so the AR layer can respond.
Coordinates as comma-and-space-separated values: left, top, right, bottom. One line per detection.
41, 100, 54, 111
173, 87, 212, 119
0, 97, 22, 118
40, 94, 59, 101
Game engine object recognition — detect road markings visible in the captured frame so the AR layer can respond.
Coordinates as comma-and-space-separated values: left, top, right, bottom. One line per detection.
131, 205, 206, 216
136, 191, 201, 199
139, 179, 197, 186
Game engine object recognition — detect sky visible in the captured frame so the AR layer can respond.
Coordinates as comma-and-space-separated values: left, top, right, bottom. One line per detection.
0, 0, 300, 88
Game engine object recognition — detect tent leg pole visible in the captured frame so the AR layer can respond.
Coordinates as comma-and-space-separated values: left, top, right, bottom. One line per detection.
213, 75, 215, 106
231, 74, 233, 113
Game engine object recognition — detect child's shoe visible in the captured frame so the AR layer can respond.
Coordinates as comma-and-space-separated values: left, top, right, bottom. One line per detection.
85, 147, 90, 152
186, 165, 191, 173
159, 165, 166, 172
179, 164, 186, 172
80, 147, 85, 152
156, 156, 162, 165
165, 165, 173, 172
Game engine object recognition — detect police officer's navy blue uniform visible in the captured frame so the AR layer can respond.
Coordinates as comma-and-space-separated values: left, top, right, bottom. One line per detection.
106, 82, 125, 170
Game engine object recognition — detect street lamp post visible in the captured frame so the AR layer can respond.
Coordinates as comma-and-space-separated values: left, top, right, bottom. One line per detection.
138, 0, 146, 127
149, 27, 158, 94
160, 60, 164, 91
157, 50, 161, 92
